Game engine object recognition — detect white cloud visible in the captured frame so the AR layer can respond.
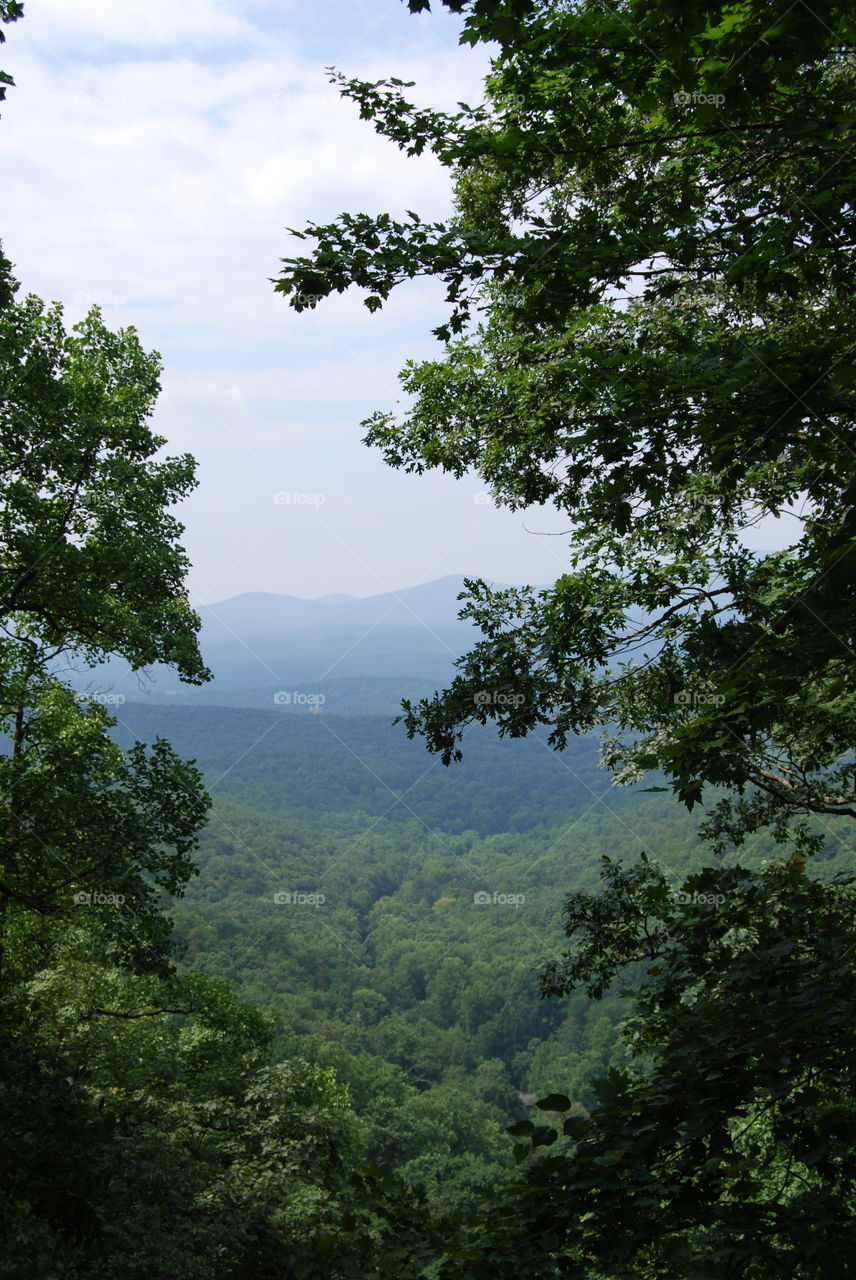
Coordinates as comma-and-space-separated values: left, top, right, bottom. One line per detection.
1, 3, 560, 603
11, 0, 260, 53
2, 43, 472, 336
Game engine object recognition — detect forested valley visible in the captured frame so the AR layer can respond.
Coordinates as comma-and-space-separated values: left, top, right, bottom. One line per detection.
2, 1, 856, 1277
164, 707, 856, 1223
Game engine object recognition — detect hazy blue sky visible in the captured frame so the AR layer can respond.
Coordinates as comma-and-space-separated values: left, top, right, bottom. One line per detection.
1, 1, 791, 604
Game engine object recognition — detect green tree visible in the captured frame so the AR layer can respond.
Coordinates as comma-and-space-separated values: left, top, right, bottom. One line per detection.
0, 677, 209, 983
0, 242, 15, 311
276, 0, 856, 842
453, 858, 856, 1278
0, 285, 212, 982
0, 291, 208, 678
0, 1, 23, 108
2, 950, 441, 1280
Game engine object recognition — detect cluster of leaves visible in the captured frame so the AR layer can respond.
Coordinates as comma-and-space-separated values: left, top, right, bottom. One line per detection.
0, 291, 210, 678
277, 0, 856, 844
444, 858, 856, 1278
0, 257, 212, 981
1, 952, 449, 1280
0, 0, 23, 107
0, 676, 209, 980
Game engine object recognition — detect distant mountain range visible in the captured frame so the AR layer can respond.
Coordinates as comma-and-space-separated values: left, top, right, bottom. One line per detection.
61, 563, 761, 717
199, 575, 479, 638
71, 576, 518, 713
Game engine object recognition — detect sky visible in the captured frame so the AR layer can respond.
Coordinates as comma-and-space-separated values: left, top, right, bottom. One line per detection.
0, 0, 792, 606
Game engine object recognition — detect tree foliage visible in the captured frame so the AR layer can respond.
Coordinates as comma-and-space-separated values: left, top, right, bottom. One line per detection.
277, 2, 856, 1272
0, 289, 209, 679
0, 276, 212, 982
1, 952, 444, 1280
446, 859, 856, 1278
276, 0, 856, 842
0, 1, 23, 107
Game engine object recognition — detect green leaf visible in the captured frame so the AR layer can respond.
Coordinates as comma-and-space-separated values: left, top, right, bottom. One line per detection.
535, 1093, 571, 1112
